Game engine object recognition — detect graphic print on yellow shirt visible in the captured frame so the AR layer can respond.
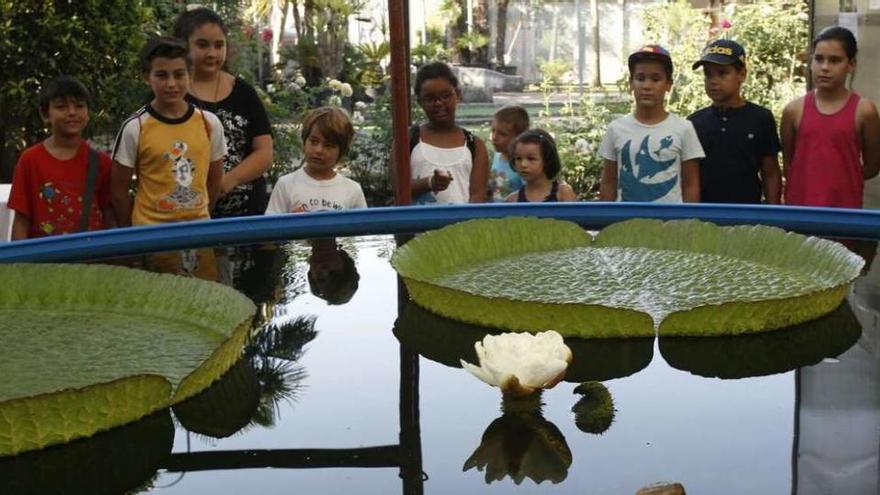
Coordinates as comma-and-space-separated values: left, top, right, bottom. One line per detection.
133, 106, 212, 225
157, 140, 206, 212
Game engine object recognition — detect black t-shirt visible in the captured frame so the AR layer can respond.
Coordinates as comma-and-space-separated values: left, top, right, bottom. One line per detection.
187, 77, 272, 217
688, 102, 780, 204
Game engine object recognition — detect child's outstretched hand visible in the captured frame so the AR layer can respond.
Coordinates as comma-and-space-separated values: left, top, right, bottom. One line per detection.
431, 169, 453, 192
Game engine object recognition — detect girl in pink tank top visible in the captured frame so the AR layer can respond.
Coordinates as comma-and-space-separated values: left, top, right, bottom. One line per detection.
781, 26, 880, 209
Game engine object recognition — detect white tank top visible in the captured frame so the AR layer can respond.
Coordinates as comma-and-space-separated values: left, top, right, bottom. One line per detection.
411, 141, 473, 205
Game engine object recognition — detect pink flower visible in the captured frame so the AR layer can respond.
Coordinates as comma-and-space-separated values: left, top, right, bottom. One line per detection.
261, 27, 273, 43
721, 19, 732, 29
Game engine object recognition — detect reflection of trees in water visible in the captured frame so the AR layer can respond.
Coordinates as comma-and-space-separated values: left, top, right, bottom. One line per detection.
244, 315, 318, 428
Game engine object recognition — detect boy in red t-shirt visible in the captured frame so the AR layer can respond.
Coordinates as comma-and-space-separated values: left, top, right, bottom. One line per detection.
9, 75, 115, 239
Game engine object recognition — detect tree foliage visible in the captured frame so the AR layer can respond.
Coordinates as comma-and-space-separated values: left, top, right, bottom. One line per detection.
637, 0, 808, 119
0, 0, 149, 154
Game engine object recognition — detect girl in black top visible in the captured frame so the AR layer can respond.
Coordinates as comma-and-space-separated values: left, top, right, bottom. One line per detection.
173, 7, 274, 217
505, 129, 577, 203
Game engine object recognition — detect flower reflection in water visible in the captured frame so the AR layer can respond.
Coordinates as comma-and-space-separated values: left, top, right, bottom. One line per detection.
464, 393, 572, 485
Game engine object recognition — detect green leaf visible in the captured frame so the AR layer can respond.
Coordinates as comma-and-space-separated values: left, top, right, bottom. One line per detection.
0, 264, 255, 456
392, 218, 863, 337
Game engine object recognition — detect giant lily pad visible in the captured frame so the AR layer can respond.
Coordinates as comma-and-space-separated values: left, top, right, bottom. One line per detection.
0, 263, 256, 457
391, 218, 863, 337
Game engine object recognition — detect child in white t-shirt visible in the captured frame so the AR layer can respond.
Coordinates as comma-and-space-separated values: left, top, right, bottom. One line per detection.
599, 45, 704, 203
266, 107, 367, 214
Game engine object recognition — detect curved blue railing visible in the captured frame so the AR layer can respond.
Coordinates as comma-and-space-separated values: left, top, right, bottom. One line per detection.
1, 202, 879, 263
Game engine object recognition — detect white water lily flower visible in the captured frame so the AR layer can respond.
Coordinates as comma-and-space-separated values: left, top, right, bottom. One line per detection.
461, 331, 572, 397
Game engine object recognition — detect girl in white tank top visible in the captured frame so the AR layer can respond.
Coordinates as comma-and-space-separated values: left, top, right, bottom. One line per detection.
412, 138, 473, 204
409, 62, 489, 204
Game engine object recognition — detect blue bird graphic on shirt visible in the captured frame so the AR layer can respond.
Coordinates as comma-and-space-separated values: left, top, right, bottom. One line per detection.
619, 135, 677, 201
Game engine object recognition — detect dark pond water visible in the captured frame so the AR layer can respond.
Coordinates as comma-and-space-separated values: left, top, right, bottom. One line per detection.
2, 235, 879, 495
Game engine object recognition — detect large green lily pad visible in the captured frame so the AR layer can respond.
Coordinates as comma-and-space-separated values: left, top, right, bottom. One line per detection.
391, 218, 863, 337
0, 263, 256, 457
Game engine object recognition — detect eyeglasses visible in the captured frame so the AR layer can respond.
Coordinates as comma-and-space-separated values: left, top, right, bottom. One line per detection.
419, 91, 456, 105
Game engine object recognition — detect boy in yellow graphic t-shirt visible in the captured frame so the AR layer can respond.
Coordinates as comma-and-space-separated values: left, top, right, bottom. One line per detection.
111, 36, 226, 227
110, 37, 227, 280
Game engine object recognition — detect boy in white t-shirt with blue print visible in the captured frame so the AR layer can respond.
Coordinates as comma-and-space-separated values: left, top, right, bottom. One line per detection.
266, 107, 366, 214
599, 45, 704, 203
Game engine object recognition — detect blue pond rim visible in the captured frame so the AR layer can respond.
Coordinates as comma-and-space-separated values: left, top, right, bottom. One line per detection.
0, 202, 878, 263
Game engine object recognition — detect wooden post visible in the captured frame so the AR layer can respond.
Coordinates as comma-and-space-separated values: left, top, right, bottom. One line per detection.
388, 0, 412, 205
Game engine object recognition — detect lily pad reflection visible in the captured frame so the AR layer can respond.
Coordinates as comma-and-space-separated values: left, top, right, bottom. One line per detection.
393, 302, 653, 382
659, 301, 862, 379
0, 409, 173, 495
173, 358, 261, 438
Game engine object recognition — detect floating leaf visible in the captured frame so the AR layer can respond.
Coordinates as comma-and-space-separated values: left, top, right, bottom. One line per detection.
0, 264, 256, 456
392, 218, 863, 337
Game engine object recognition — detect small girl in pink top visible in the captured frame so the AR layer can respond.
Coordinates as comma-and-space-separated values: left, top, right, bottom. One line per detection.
781, 26, 880, 208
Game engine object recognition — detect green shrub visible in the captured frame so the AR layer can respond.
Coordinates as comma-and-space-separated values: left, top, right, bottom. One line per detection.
0, 0, 149, 155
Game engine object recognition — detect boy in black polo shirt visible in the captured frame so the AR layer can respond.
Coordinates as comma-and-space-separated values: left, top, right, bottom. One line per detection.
688, 40, 782, 204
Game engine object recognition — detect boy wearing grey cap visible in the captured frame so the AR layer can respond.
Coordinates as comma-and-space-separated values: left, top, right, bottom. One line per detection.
688, 39, 782, 204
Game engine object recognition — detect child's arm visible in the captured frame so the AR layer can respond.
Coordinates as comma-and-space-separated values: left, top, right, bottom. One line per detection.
681, 159, 700, 203
222, 135, 273, 195
759, 154, 782, 204
11, 213, 30, 241
557, 183, 578, 202
468, 137, 490, 203
858, 98, 880, 179
599, 160, 618, 201
207, 159, 224, 210
110, 162, 134, 228
779, 98, 802, 179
